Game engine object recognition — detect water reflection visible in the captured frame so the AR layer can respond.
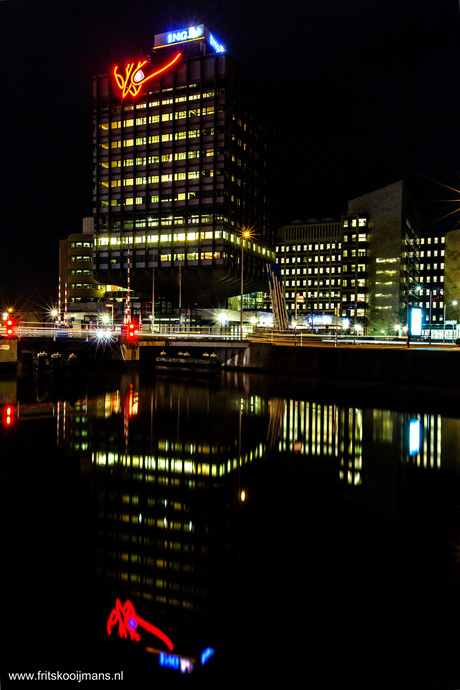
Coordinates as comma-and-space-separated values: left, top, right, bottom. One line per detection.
4, 371, 460, 688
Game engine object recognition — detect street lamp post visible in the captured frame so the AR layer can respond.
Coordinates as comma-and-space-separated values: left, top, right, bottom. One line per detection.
105, 303, 114, 326
444, 299, 458, 342
427, 286, 442, 345
240, 230, 250, 336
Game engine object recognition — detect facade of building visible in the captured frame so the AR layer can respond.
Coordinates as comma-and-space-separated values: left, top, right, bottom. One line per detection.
58, 219, 106, 313
417, 233, 448, 336
92, 25, 276, 313
276, 219, 344, 323
276, 181, 422, 333
443, 229, 460, 336
347, 180, 421, 333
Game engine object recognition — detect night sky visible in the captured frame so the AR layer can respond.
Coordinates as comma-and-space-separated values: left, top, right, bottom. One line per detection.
1, 0, 460, 305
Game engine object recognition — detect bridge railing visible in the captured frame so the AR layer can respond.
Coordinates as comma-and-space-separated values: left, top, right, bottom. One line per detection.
4, 323, 458, 347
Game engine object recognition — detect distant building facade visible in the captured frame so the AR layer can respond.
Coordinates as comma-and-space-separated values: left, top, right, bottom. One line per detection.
443, 229, 460, 332
276, 180, 422, 333
417, 233, 447, 334
276, 219, 344, 322
58, 219, 105, 310
347, 180, 421, 333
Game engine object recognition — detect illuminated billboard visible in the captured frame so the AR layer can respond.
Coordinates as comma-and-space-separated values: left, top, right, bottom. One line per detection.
410, 307, 423, 337
154, 25, 225, 53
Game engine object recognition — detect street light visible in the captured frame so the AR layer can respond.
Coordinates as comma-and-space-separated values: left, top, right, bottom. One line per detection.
426, 286, 441, 345
216, 311, 227, 334
105, 303, 114, 326
239, 229, 251, 336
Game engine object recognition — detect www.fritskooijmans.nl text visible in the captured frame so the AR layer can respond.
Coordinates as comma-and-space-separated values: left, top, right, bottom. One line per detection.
6, 671, 123, 683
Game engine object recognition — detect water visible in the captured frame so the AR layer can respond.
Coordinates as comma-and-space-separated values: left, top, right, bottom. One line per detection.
2, 368, 460, 689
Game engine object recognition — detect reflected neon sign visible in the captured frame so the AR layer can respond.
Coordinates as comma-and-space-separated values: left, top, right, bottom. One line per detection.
159, 652, 194, 673
201, 647, 214, 665
107, 598, 214, 675
409, 419, 421, 456
107, 599, 174, 650
113, 52, 182, 98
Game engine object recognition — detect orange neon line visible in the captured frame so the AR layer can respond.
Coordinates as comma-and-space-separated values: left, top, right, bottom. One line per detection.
148, 51, 182, 80
146, 646, 196, 663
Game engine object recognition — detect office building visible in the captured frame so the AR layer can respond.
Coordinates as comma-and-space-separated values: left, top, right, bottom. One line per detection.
58, 219, 105, 312
276, 219, 344, 323
347, 180, 421, 333
92, 24, 276, 318
276, 180, 422, 333
58, 218, 127, 326
417, 233, 448, 336
443, 229, 460, 336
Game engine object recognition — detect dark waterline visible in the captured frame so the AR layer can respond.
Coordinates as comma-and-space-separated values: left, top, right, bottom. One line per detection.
2, 368, 460, 689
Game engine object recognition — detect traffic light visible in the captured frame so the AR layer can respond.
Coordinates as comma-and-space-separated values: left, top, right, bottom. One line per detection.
4, 315, 17, 337
127, 320, 139, 341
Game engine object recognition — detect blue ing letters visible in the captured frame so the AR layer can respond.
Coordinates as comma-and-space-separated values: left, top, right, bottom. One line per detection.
167, 26, 203, 45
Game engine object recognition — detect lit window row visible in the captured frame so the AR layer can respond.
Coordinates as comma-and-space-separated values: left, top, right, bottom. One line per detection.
101, 148, 215, 168
99, 169, 219, 188
343, 218, 367, 228
102, 128, 216, 149
99, 107, 216, 130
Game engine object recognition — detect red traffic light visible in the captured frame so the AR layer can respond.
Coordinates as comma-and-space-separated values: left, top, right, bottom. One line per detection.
127, 321, 139, 340
5, 318, 16, 337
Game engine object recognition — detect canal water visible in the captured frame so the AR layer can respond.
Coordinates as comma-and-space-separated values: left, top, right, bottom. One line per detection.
2, 368, 460, 689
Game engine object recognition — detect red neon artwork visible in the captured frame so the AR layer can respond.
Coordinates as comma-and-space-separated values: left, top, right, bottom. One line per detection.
107, 599, 174, 651
113, 52, 182, 98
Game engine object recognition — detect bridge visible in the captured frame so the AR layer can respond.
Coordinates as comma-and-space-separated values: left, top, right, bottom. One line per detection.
2, 326, 460, 388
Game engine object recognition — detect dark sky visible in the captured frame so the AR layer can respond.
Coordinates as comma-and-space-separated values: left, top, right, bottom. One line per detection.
1, 0, 460, 305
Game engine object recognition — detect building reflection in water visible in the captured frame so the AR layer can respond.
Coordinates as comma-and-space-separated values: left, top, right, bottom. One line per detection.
39, 374, 459, 680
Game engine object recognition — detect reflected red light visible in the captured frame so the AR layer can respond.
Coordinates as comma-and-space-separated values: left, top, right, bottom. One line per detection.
114, 52, 182, 98
3, 406, 12, 426
107, 599, 174, 651
128, 383, 134, 417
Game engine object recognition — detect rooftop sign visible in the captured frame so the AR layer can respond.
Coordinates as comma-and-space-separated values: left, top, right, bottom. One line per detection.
154, 24, 225, 52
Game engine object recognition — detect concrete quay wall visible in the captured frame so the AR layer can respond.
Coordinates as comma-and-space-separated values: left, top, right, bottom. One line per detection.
225, 343, 460, 388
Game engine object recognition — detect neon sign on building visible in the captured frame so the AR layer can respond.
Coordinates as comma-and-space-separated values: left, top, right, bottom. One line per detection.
113, 52, 182, 98
167, 25, 203, 45
154, 24, 225, 53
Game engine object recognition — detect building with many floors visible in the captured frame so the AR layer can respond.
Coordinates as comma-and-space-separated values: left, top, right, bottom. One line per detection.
58, 218, 105, 310
276, 180, 422, 334
91, 24, 276, 318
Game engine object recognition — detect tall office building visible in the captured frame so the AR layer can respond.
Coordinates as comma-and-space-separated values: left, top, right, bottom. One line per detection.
92, 25, 275, 314
347, 180, 421, 333
276, 181, 422, 333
